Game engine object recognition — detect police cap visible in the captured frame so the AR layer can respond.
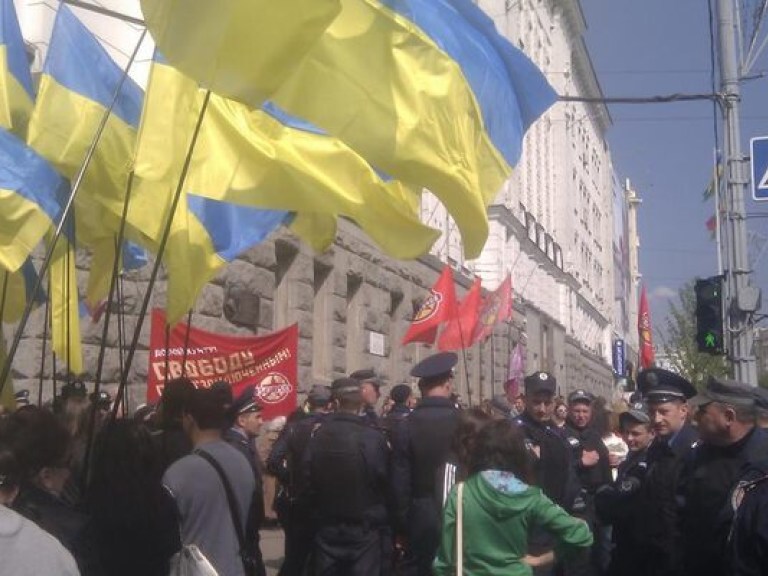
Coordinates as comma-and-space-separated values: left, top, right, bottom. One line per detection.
349, 369, 380, 390
637, 368, 696, 403
331, 377, 361, 398
410, 352, 458, 381
307, 384, 332, 405
524, 371, 557, 396
688, 376, 757, 408
61, 380, 87, 400
89, 390, 112, 408
753, 386, 768, 410
14, 389, 30, 407
229, 384, 263, 417
568, 389, 594, 405
619, 402, 651, 427
390, 384, 412, 404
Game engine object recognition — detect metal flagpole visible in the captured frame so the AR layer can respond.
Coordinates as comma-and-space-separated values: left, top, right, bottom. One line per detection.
181, 309, 194, 377
716, 0, 759, 385
112, 91, 213, 419
0, 28, 148, 397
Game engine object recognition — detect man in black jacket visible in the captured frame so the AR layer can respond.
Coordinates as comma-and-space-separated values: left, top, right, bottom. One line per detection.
681, 378, 768, 576
267, 384, 332, 576
305, 377, 392, 576
596, 404, 654, 576
564, 389, 612, 574
392, 352, 460, 576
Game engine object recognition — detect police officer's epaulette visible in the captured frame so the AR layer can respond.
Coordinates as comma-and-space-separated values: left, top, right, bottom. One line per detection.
731, 473, 768, 512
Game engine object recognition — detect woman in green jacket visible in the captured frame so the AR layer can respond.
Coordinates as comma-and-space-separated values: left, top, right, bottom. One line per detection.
434, 420, 593, 575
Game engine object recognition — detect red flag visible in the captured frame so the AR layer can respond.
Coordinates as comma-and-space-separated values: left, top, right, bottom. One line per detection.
638, 285, 655, 369
402, 266, 458, 345
437, 278, 482, 351
471, 274, 512, 344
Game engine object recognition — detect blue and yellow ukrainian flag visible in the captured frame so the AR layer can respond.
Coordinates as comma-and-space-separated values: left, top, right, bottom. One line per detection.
27, 5, 145, 324
269, 0, 557, 257
163, 194, 288, 324
0, 0, 33, 138
27, 4, 143, 249
140, 0, 340, 106
0, 127, 68, 272
129, 54, 290, 324
137, 56, 438, 263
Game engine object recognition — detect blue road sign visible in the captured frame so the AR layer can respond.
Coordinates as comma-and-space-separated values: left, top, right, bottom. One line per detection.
751, 136, 768, 201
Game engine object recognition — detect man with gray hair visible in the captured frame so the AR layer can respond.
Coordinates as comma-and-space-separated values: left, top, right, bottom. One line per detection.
680, 377, 768, 576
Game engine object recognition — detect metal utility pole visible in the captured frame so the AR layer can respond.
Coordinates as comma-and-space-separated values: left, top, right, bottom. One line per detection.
717, 0, 759, 385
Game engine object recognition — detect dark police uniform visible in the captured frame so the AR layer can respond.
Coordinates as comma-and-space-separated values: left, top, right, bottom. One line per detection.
680, 379, 768, 576
564, 389, 612, 575
514, 373, 581, 511
306, 378, 392, 576
391, 352, 460, 576
631, 368, 698, 576
267, 385, 331, 576
513, 372, 585, 576
728, 457, 768, 575
596, 405, 652, 576
222, 384, 267, 576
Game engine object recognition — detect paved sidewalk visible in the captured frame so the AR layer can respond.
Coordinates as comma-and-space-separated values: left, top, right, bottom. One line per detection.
260, 528, 285, 576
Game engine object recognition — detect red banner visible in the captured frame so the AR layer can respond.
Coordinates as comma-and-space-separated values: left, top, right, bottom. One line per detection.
147, 309, 298, 420
638, 285, 655, 370
402, 266, 458, 345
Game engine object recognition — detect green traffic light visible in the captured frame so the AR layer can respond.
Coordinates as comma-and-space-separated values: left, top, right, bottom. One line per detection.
704, 332, 717, 348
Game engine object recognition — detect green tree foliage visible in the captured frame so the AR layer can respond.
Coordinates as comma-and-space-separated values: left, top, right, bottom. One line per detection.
658, 281, 728, 389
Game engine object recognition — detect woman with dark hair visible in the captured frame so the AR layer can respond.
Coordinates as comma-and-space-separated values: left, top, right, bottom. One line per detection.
434, 420, 593, 575
5, 406, 100, 574
0, 446, 80, 574
87, 419, 180, 576
437, 408, 492, 505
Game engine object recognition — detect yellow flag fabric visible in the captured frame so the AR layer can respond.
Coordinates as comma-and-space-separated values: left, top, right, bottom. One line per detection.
0, 0, 35, 139
0, 328, 15, 411
47, 229, 83, 375
0, 260, 40, 324
139, 0, 340, 106
187, 96, 439, 259
270, 0, 504, 258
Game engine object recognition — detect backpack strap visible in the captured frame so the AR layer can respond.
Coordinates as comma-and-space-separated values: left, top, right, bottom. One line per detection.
195, 449, 256, 576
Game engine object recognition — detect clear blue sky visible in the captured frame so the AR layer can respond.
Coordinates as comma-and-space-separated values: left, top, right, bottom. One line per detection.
581, 0, 768, 340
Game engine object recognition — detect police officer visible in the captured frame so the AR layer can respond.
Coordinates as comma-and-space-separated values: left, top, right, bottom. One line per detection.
13, 389, 30, 409
267, 384, 333, 576
564, 389, 611, 574
223, 383, 267, 573
680, 377, 768, 576
514, 372, 580, 510
350, 369, 382, 426
635, 367, 697, 576
596, 404, 654, 576
391, 352, 460, 576
305, 377, 392, 575
382, 384, 414, 430
728, 456, 768, 575
514, 372, 584, 575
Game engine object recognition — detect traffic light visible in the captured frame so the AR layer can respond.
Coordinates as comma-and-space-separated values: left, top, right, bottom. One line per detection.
695, 276, 724, 355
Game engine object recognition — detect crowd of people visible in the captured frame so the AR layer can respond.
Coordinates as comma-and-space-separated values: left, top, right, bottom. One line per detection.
2, 354, 768, 576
